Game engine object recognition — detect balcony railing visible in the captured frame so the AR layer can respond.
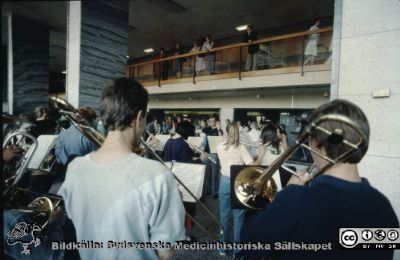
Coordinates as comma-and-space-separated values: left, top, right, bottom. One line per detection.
126, 27, 333, 87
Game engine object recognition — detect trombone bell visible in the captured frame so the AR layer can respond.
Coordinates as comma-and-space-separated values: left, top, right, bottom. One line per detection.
234, 166, 278, 209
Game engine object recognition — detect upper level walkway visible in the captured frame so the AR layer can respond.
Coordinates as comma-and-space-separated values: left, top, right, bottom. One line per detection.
126, 27, 333, 94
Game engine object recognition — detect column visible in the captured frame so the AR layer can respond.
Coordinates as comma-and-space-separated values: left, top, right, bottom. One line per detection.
66, 0, 129, 111
332, 0, 400, 224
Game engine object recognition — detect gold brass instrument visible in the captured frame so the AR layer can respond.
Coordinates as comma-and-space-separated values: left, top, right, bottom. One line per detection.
5, 187, 64, 229
49, 96, 105, 148
184, 139, 218, 164
234, 114, 368, 209
2, 115, 38, 189
141, 139, 223, 240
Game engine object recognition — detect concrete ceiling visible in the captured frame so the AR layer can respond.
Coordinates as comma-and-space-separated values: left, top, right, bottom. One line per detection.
2, 0, 334, 72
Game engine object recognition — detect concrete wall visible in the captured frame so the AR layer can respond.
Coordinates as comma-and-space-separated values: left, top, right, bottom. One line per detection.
333, 0, 400, 227
12, 16, 49, 115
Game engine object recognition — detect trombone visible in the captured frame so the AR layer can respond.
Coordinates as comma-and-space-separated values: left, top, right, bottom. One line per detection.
49, 96, 105, 148
234, 114, 368, 209
50, 97, 223, 240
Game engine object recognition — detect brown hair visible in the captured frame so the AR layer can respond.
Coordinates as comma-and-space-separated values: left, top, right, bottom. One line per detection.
308, 99, 370, 163
100, 78, 148, 131
78, 107, 97, 124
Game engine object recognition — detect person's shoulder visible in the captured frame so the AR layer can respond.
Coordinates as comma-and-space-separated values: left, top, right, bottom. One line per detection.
275, 184, 313, 204
134, 156, 173, 180
66, 154, 87, 170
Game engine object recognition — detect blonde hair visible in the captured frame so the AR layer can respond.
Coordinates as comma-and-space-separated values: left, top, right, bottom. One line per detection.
224, 123, 240, 151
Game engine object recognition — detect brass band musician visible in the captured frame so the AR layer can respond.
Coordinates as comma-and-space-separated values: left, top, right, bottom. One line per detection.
240, 100, 399, 259
58, 78, 186, 260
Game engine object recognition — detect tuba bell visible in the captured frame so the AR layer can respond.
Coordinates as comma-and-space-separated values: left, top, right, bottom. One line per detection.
2, 114, 38, 189
234, 114, 368, 209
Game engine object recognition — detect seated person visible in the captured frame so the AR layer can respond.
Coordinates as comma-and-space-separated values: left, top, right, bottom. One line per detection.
55, 107, 98, 166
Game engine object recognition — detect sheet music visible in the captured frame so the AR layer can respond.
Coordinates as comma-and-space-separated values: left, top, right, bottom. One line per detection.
207, 136, 224, 154
187, 136, 202, 148
28, 135, 58, 169
152, 134, 171, 151
165, 162, 206, 203
271, 170, 282, 192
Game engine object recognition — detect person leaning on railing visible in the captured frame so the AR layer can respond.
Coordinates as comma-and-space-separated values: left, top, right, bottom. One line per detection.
243, 25, 259, 71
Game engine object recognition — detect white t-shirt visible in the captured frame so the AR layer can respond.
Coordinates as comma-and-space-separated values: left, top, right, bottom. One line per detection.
217, 143, 253, 177
247, 129, 261, 143
58, 153, 186, 260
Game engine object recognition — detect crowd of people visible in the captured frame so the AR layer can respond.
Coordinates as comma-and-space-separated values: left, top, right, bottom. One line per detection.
153, 19, 325, 81
3, 78, 398, 260
155, 24, 262, 80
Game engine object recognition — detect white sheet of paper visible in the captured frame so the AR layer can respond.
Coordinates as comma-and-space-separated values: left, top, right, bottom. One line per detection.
28, 135, 58, 169
165, 162, 206, 203
207, 136, 224, 154
152, 134, 171, 151
187, 136, 202, 148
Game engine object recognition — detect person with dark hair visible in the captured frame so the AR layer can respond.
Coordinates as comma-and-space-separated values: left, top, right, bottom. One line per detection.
30, 106, 56, 137
146, 117, 159, 135
173, 43, 184, 78
259, 124, 288, 166
55, 107, 98, 166
164, 121, 207, 229
164, 121, 205, 163
240, 99, 399, 259
58, 78, 186, 260
243, 25, 259, 71
201, 116, 221, 199
157, 47, 169, 80
202, 34, 215, 74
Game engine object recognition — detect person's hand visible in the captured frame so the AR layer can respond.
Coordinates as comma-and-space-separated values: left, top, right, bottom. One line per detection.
287, 169, 311, 186
199, 152, 208, 162
3, 147, 23, 163
49, 206, 65, 225
146, 134, 160, 146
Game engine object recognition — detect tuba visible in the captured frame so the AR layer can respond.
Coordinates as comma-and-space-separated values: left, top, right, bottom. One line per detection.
2, 114, 38, 189
234, 114, 368, 209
